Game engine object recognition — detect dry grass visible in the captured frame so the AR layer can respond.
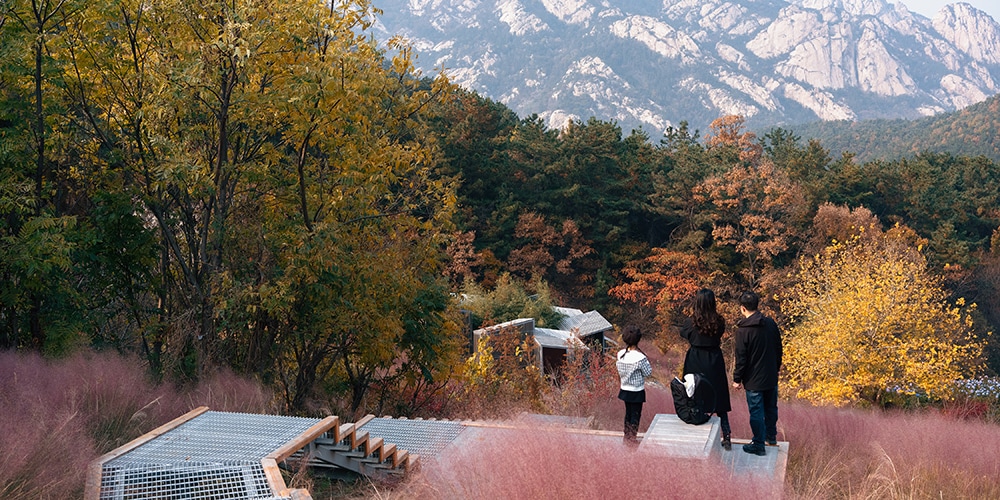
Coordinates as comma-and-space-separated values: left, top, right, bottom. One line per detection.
4, 349, 999, 499
0, 350, 275, 500
779, 402, 1000, 498
400, 428, 772, 500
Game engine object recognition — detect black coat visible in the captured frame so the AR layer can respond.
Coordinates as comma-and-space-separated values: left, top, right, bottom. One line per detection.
733, 311, 782, 391
680, 318, 732, 414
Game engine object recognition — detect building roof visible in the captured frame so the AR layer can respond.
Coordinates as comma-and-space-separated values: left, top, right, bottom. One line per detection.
533, 327, 588, 349
557, 310, 613, 337
472, 317, 535, 337
473, 307, 612, 351
553, 306, 585, 316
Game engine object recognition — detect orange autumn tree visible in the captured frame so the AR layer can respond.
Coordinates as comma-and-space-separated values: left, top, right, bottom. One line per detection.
608, 248, 707, 334
705, 115, 764, 164
507, 212, 596, 300
781, 223, 986, 406
444, 230, 485, 289
802, 203, 882, 256
694, 116, 807, 287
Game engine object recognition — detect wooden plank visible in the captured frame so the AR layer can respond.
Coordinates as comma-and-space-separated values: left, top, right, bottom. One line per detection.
83, 406, 210, 500
267, 415, 339, 462
327, 416, 341, 442
405, 453, 421, 472
380, 443, 396, 463
355, 414, 376, 427
461, 420, 640, 438
260, 457, 288, 495
363, 436, 383, 457
336, 423, 355, 444
393, 448, 408, 469
351, 430, 369, 450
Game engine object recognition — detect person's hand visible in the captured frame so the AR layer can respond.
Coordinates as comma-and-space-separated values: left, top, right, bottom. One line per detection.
732, 382, 743, 391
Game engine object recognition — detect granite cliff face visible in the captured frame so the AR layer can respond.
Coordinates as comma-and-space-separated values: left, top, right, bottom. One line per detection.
374, 0, 1000, 134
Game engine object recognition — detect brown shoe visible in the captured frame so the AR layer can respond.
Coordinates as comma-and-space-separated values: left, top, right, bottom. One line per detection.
721, 435, 732, 451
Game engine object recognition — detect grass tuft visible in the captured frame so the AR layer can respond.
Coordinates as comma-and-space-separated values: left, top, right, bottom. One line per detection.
0, 350, 274, 499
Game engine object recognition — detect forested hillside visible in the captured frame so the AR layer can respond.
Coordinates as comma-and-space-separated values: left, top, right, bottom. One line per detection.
790, 94, 1000, 164
2, 0, 998, 425
435, 100, 1000, 384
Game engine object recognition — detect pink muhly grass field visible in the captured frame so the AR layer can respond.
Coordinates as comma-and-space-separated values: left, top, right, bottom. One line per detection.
0, 350, 274, 500
389, 383, 1000, 499
780, 401, 1000, 498
5, 349, 1000, 499
404, 428, 772, 500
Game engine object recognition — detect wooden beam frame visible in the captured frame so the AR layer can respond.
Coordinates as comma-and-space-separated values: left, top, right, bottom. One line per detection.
84, 406, 210, 500
262, 415, 339, 498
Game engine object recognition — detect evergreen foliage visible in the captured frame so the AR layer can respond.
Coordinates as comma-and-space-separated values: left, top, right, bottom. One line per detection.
791, 94, 1000, 164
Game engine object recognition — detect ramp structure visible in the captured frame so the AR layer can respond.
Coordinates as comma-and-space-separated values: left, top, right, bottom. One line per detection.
87, 409, 786, 499
85, 407, 415, 500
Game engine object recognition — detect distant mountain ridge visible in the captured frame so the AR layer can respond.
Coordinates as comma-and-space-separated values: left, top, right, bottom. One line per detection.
373, 0, 1000, 135
789, 92, 1000, 163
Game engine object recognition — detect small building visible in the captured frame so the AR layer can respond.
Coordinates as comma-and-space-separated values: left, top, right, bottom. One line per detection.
472, 307, 614, 375
554, 306, 614, 352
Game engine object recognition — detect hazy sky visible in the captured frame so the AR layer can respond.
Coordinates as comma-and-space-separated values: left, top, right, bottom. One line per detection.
897, 1, 1000, 22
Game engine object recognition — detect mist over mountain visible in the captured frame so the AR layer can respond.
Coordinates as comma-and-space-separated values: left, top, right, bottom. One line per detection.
374, 0, 1000, 135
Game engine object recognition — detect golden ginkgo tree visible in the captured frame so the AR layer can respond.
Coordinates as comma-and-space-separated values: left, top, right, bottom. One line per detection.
781, 223, 986, 406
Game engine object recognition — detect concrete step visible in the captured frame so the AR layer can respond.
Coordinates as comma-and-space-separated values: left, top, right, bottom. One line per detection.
638, 414, 721, 460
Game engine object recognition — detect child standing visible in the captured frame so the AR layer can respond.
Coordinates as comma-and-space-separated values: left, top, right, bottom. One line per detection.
617, 325, 652, 446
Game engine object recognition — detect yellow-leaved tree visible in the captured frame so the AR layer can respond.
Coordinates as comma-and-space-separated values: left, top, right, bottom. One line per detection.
781, 222, 985, 406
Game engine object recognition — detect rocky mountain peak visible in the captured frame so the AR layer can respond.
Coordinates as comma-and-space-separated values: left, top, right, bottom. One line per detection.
375, 0, 1000, 134
795, 0, 889, 17
933, 3, 1000, 64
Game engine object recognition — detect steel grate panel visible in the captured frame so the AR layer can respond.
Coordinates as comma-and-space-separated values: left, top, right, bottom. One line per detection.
99, 411, 323, 499
358, 418, 464, 458
108, 411, 323, 464
98, 462, 283, 500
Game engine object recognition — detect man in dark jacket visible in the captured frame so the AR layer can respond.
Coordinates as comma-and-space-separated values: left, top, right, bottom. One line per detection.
731, 291, 782, 456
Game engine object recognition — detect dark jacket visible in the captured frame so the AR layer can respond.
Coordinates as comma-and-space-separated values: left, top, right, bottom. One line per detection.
670, 374, 712, 425
679, 317, 731, 413
733, 311, 782, 391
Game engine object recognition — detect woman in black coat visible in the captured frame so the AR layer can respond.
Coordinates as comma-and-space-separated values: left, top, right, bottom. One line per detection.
680, 288, 733, 450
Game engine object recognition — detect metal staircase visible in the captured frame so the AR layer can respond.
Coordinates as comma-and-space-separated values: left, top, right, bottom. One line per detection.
295, 415, 420, 478
85, 408, 420, 500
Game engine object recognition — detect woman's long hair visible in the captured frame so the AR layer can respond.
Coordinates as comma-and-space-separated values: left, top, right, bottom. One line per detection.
692, 288, 724, 337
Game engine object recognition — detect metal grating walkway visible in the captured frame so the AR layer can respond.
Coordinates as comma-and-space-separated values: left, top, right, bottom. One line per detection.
104, 411, 324, 465
90, 408, 333, 500
89, 408, 788, 499
358, 418, 465, 458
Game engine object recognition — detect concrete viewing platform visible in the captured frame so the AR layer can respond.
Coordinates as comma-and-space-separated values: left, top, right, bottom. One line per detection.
639, 413, 722, 460
639, 413, 788, 483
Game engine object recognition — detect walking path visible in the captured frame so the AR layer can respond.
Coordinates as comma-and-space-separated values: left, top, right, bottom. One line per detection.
88, 409, 787, 499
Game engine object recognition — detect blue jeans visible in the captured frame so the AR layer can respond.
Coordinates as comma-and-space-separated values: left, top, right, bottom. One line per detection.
745, 386, 778, 445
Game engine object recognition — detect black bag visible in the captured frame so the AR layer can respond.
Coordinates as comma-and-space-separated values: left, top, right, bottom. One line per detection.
670, 374, 714, 425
